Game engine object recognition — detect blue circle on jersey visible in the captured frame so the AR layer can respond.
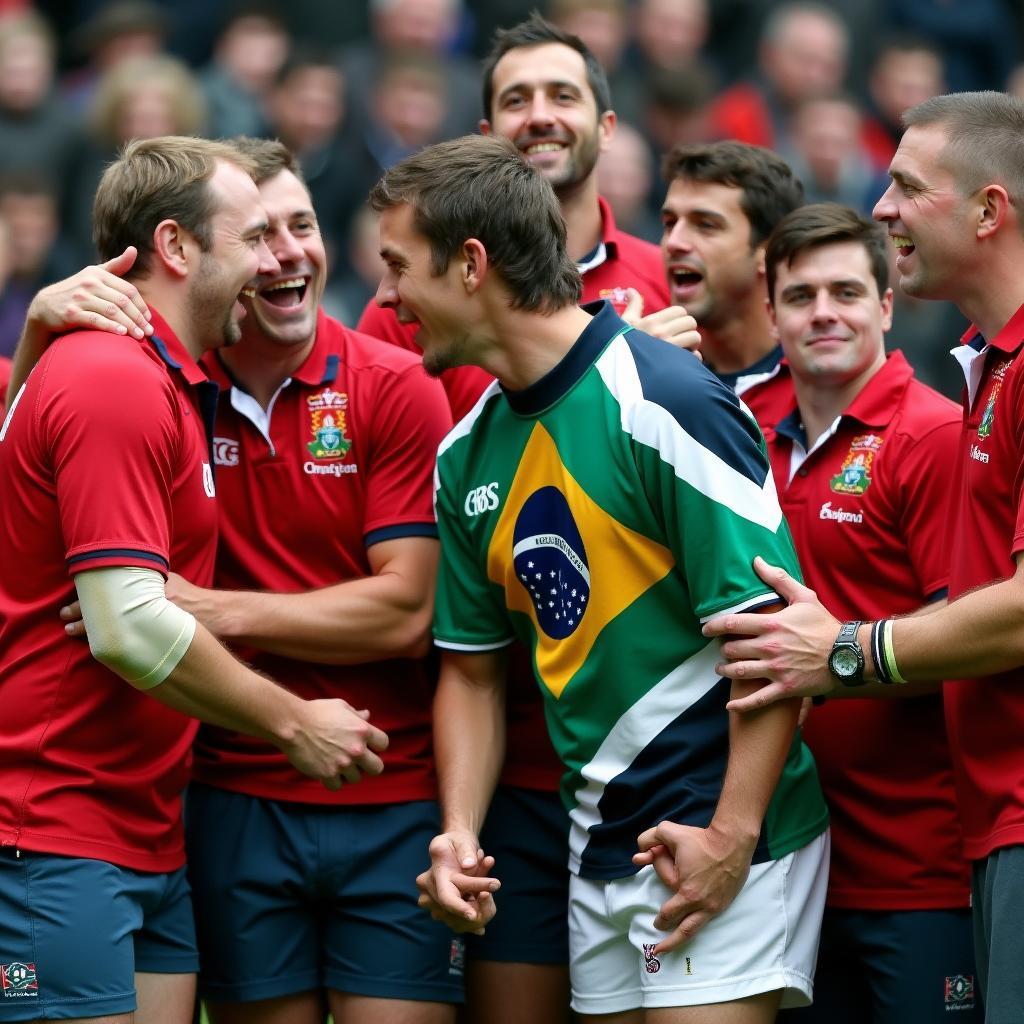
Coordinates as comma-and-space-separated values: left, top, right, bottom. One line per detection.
512, 486, 590, 639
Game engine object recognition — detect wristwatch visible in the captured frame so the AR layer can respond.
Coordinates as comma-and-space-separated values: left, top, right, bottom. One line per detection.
828, 620, 865, 686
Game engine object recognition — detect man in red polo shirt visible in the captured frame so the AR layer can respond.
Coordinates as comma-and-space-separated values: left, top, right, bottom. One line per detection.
658, 140, 804, 429
705, 92, 1024, 1019
761, 203, 977, 1021
357, 17, 693, 1024
0, 137, 388, 1024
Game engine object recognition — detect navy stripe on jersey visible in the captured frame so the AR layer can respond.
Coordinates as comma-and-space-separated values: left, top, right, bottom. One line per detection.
716, 344, 783, 391
67, 548, 169, 570
502, 301, 625, 416
365, 522, 438, 546
623, 330, 771, 488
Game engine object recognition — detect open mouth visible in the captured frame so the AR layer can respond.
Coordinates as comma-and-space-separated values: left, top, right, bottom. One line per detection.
891, 234, 915, 258
246, 277, 309, 310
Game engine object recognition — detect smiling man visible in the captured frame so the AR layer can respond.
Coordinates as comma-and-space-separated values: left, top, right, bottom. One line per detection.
0, 137, 390, 1024
760, 204, 977, 1023
704, 92, 1024, 1019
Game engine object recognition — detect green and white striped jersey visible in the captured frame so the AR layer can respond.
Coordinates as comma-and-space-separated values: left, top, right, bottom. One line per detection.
433, 302, 828, 880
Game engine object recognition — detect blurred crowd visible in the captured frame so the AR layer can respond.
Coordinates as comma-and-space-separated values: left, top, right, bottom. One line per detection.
0, 0, 1022, 399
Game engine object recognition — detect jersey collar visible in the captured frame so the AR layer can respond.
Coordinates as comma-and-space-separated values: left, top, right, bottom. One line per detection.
502, 300, 626, 416
960, 301, 1024, 355
146, 308, 209, 385
596, 195, 620, 259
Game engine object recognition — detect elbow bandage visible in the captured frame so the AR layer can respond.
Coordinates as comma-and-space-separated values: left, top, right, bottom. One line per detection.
75, 566, 196, 689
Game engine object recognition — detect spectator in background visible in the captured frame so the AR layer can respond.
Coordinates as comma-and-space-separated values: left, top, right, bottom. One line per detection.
0, 174, 76, 358
0, 11, 77, 209
61, 0, 168, 117
340, 0, 480, 142
263, 48, 369, 283
596, 120, 661, 243
860, 35, 944, 172
710, 2, 849, 157
200, 2, 289, 138
66, 53, 207, 264
788, 94, 883, 212
327, 204, 385, 327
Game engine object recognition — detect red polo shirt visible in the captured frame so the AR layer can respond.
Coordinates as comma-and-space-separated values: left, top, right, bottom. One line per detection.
945, 303, 1024, 859
767, 351, 968, 908
0, 311, 218, 872
359, 200, 669, 792
191, 310, 452, 804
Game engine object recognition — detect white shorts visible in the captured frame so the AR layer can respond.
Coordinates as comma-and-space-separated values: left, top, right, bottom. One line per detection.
568, 830, 829, 1014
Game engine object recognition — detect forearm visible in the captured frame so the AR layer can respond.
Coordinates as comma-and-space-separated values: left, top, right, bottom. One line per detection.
712, 680, 801, 845
191, 576, 432, 663
434, 653, 507, 837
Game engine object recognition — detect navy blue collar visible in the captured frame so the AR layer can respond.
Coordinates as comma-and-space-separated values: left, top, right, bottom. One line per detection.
714, 345, 783, 389
501, 300, 627, 416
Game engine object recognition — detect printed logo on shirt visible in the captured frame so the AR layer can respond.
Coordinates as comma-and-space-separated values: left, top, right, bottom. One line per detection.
307, 388, 351, 459
978, 359, 1012, 440
213, 436, 239, 466
1, 962, 38, 998
448, 938, 465, 976
201, 462, 216, 498
599, 287, 632, 316
464, 482, 500, 516
641, 944, 661, 974
944, 974, 975, 1011
830, 433, 884, 495
819, 501, 863, 525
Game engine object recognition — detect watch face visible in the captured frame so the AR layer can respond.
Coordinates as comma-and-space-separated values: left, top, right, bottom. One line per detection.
831, 647, 860, 677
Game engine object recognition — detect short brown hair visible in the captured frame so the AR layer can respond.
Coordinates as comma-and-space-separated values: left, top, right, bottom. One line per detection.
368, 134, 581, 314
765, 202, 890, 302
230, 135, 304, 187
93, 135, 257, 277
903, 91, 1024, 209
663, 141, 804, 246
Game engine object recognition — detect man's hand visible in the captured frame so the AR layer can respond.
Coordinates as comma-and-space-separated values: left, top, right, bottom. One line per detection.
416, 830, 500, 935
633, 821, 755, 953
702, 557, 840, 711
621, 288, 702, 354
28, 247, 152, 340
280, 699, 389, 791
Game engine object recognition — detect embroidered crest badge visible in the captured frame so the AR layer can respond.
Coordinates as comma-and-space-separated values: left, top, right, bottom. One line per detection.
306, 388, 351, 459
979, 360, 1013, 440
830, 433, 883, 495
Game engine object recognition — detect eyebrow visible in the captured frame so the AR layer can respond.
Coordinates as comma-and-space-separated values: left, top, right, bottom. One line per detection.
889, 169, 924, 190
379, 247, 407, 266
497, 79, 582, 103
780, 278, 867, 297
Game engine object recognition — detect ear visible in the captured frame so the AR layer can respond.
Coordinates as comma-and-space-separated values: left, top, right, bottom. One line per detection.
597, 109, 617, 154
765, 295, 780, 340
879, 286, 894, 332
977, 183, 1011, 240
151, 219, 191, 279
754, 242, 767, 279
462, 238, 488, 293
479, 118, 493, 137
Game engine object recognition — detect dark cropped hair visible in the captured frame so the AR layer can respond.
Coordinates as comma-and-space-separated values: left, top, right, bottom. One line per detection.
765, 202, 890, 302
481, 11, 612, 120
231, 135, 305, 187
368, 134, 582, 313
663, 140, 804, 246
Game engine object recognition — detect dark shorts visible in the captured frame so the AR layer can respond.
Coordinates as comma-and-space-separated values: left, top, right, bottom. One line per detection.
972, 844, 1024, 1023
467, 785, 570, 966
779, 906, 981, 1023
0, 848, 196, 1021
185, 784, 464, 1004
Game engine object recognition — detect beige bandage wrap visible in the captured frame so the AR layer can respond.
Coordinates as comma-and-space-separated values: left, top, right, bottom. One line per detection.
75, 566, 196, 689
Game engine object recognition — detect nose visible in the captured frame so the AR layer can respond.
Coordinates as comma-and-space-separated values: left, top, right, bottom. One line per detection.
663, 221, 693, 256
256, 238, 280, 277
872, 181, 897, 222
526, 91, 555, 128
375, 268, 399, 309
811, 289, 837, 323
271, 226, 305, 265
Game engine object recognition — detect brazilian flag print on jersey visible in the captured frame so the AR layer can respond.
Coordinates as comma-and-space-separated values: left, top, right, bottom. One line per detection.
433, 302, 828, 881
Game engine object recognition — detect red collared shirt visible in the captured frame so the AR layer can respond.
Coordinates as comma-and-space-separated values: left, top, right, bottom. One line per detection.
192, 310, 452, 804
944, 302, 1024, 859
0, 311, 218, 871
766, 351, 967, 908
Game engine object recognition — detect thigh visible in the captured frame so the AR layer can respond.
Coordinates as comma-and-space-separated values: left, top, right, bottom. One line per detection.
645, 990, 781, 1023
468, 786, 570, 968
321, 801, 464, 1007
135, 971, 196, 1024
185, 785, 320, 1003
329, 991, 454, 1024
205, 991, 325, 1024
0, 849, 165, 1021
464, 961, 571, 1024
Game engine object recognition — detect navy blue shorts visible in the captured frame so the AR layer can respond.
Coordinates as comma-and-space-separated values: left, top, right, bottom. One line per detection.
185, 785, 464, 1004
468, 785, 570, 966
0, 848, 196, 1021
779, 906, 982, 1022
